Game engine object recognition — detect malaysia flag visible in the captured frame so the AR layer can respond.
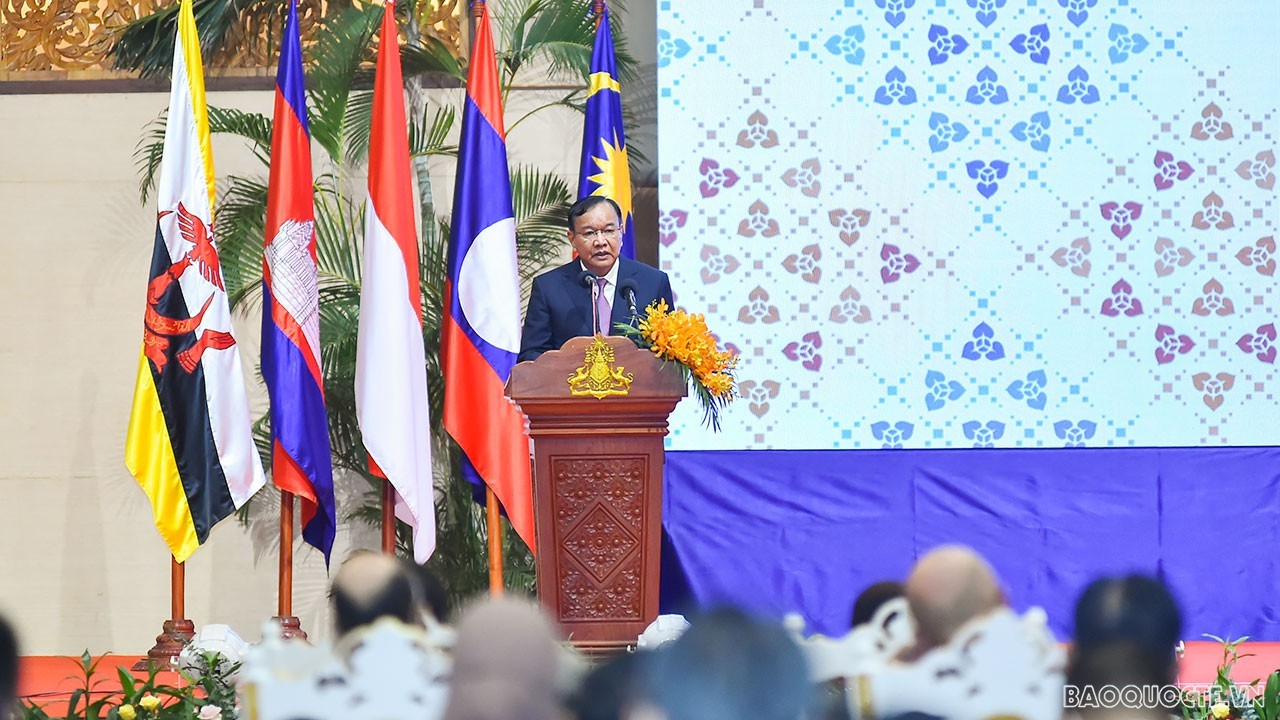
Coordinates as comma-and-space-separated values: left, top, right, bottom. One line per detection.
261, 0, 336, 563
441, 0, 535, 552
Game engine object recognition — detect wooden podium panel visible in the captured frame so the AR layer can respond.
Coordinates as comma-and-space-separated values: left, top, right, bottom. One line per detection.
508, 336, 686, 653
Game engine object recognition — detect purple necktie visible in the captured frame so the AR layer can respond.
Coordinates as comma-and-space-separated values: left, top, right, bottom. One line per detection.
595, 277, 611, 336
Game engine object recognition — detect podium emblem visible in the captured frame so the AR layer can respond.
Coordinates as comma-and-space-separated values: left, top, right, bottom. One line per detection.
567, 336, 634, 399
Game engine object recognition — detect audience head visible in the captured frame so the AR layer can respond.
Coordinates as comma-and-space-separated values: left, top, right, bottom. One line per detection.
401, 559, 451, 625
567, 195, 624, 277
1066, 641, 1177, 720
0, 612, 17, 715
1073, 575, 1181, 674
569, 651, 645, 720
637, 606, 812, 720
851, 581, 905, 629
330, 551, 418, 637
444, 596, 562, 720
905, 545, 1004, 651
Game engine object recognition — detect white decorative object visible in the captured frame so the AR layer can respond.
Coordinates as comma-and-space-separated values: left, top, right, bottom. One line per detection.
846, 607, 1065, 720
240, 618, 451, 720
790, 598, 914, 682
637, 614, 691, 651
179, 624, 249, 680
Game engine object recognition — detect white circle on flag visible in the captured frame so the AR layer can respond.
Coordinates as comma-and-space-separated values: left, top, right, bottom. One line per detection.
458, 217, 521, 354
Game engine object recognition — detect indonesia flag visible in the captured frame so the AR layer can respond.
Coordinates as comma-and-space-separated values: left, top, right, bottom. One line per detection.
441, 0, 534, 552
261, 0, 336, 563
355, 1, 435, 562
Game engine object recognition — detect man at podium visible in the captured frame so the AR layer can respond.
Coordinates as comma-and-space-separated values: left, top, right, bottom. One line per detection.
518, 196, 674, 362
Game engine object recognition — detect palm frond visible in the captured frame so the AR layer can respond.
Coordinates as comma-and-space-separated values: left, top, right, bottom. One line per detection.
401, 34, 466, 83
213, 174, 269, 314
134, 111, 169, 204
409, 104, 458, 160
511, 165, 572, 293
110, 0, 282, 79
306, 3, 382, 165
341, 90, 375, 167
208, 106, 274, 163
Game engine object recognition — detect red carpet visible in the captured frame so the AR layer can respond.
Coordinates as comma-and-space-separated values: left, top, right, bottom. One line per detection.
16, 642, 1280, 710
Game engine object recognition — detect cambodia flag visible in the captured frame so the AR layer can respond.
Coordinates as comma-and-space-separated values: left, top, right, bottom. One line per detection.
356, 0, 436, 563
261, 0, 336, 563
441, 0, 534, 552
577, 3, 634, 259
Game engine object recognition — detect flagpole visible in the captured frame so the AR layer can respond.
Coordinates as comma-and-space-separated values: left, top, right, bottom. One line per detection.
381, 478, 397, 553
274, 490, 307, 638
594, 0, 605, 27
136, 557, 194, 670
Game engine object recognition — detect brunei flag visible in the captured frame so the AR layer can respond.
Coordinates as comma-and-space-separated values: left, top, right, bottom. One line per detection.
125, 0, 266, 563
577, 2, 634, 259
262, 0, 337, 563
355, 0, 436, 563
442, 0, 534, 552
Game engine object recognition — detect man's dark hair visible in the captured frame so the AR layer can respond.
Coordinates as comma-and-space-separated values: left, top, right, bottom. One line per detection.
1067, 641, 1178, 716
330, 554, 418, 637
639, 607, 813, 720
1073, 575, 1182, 662
0, 612, 18, 712
852, 580, 905, 629
567, 650, 644, 720
567, 195, 623, 230
402, 559, 452, 624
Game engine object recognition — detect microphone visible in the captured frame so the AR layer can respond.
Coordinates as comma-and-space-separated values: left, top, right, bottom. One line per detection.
578, 270, 602, 335
618, 278, 640, 326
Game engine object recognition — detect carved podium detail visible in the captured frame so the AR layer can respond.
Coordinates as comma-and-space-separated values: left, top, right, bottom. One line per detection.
507, 336, 686, 653
554, 456, 647, 620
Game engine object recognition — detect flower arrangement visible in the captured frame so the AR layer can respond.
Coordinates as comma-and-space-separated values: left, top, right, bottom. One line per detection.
20, 651, 237, 720
1180, 636, 1280, 720
617, 300, 738, 430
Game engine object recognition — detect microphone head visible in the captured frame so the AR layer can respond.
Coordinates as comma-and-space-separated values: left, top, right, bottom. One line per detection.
578, 270, 598, 288
617, 278, 639, 295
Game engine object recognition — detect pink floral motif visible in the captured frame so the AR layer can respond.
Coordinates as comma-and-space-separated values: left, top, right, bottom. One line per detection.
739, 379, 782, 418
738, 200, 780, 238
829, 208, 872, 246
1100, 201, 1142, 239
698, 158, 740, 198
782, 244, 822, 284
1100, 279, 1143, 317
829, 286, 873, 324
781, 158, 822, 198
736, 111, 780, 149
738, 286, 781, 324
659, 209, 688, 247
1191, 372, 1234, 411
1152, 150, 1194, 191
879, 244, 921, 283
699, 244, 741, 284
1051, 237, 1092, 277
1191, 192, 1234, 230
1190, 278, 1234, 317
1154, 325, 1195, 365
1236, 236, 1276, 277
1235, 150, 1276, 190
1153, 237, 1194, 277
1236, 323, 1277, 364
782, 332, 823, 371
1190, 102, 1233, 141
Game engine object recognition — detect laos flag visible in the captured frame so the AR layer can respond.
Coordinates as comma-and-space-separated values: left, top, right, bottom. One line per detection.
261, 0, 336, 563
441, 0, 534, 552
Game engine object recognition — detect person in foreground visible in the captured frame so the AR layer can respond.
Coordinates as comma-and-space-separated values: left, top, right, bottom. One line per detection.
518, 195, 674, 362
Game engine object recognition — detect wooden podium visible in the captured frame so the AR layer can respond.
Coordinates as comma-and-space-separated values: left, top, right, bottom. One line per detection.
507, 335, 686, 654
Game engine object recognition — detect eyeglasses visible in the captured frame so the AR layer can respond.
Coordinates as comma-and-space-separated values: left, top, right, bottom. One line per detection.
576, 226, 620, 242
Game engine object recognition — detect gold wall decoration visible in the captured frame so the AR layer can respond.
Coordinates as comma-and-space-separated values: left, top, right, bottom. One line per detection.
1, 0, 464, 83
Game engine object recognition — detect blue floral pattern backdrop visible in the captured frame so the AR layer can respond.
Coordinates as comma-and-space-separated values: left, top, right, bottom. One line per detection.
657, 0, 1278, 451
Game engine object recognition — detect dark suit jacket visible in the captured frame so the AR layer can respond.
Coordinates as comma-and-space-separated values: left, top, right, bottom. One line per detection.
518, 258, 675, 362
